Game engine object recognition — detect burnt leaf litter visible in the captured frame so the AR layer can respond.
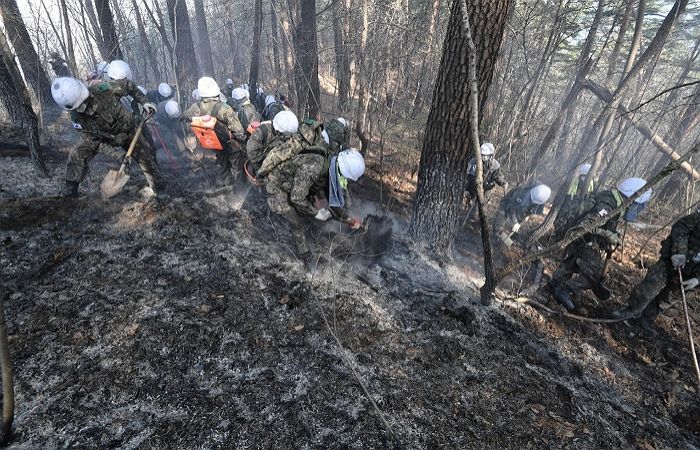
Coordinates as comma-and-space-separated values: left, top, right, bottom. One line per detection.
1, 151, 699, 449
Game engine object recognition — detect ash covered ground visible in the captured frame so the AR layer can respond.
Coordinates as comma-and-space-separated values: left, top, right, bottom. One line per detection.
1, 148, 699, 449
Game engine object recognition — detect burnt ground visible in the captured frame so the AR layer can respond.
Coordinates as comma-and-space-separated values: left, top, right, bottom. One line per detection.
1, 146, 700, 449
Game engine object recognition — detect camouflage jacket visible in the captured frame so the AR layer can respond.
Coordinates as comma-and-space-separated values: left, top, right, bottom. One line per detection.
324, 118, 350, 153
466, 158, 506, 195
663, 212, 700, 260
238, 101, 260, 132
184, 99, 246, 142
246, 121, 275, 170
262, 102, 288, 121
500, 184, 545, 223
69, 82, 135, 145
268, 153, 329, 217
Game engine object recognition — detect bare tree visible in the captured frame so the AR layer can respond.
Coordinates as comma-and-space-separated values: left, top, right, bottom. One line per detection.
249, 0, 263, 93
193, 0, 215, 75
94, 0, 123, 60
166, 0, 199, 92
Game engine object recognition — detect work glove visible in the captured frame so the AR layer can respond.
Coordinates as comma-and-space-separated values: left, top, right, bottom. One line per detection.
671, 254, 687, 270
314, 208, 332, 222
511, 222, 521, 233
347, 218, 362, 230
682, 278, 699, 291
143, 102, 157, 115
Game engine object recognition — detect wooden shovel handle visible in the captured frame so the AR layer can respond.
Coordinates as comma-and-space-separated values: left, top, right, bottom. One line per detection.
119, 112, 153, 173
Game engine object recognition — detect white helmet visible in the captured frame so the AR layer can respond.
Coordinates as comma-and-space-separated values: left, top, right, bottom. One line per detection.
480, 142, 495, 156
106, 59, 132, 80
137, 85, 147, 95
337, 117, 348, 127
197, 76, 220, 98
225, 78, 234, 87
231, 87, 248, 101
265, 94, 276, 107
272, 110, 298, 133
338, 149, 365, 181
257, 86, 264, 94
51, 77, 89, 110
164, 100, 181, 119
96, 61, 109, 74
530, 184, 551, 205
577, 163, 591, 176
618, 177, 652, 203
191, 89, 201, 101
158, 83, 172, 98
321, 130, 330, 144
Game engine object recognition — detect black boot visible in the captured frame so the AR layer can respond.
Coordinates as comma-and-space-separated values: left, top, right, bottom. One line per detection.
589, 278, 611, 301
638, 317, 658, 337
553, 283, 576, 311
63, 181, 79, 198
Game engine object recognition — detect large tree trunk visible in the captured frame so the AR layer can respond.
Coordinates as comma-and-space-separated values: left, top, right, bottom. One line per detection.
0, 0, 57, 115
0, 27, 48, 177
409, 0, 512, 255
410, 0, 442, 118
93, 0, 123, 60
269, 0, 282, 81
193, 0, 215, 76
166, 0, 199, 95
249, 0, 263, 94
292, 0, 321, 118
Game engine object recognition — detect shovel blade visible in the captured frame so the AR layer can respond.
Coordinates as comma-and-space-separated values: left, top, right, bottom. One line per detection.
100, 169, 130, 199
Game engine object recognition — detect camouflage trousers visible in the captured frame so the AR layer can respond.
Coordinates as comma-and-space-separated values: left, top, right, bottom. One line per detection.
214, 143, 246, 185
265, 178, 310, 258
551, 240, 607, 295
66, 129, 163, 189
625, 260, 673, 320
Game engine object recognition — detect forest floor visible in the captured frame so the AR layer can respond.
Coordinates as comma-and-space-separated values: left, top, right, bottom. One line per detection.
1, 133, 699, 449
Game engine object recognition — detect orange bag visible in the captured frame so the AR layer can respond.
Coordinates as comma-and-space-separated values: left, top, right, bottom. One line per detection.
191, 115, 224, 151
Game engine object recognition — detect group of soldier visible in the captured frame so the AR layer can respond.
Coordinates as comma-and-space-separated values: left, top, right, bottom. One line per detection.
52, 59, 364, 265
50, 59, 698, 336
467, 142, 699, 336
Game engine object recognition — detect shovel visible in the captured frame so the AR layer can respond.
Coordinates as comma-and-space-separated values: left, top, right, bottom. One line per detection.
100, 113, 152, 199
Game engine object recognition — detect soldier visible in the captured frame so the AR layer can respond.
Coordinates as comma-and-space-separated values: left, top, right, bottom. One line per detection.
184, 77, 247, 185
155, 99, 186, 154
549, 178, 652, 311
147, 83, 174, 104
253, 86, 266, 112
87, 61, 109, 85
322, 117, 350, 154
465, 142, 508, 205
262, 95, 288, 121
223, 78, 235, 99
261, 138, 365, 262
229, 87, 261, 136
493, 183, 551, 246
50, 77, 163, 198
612, 211, 700, 335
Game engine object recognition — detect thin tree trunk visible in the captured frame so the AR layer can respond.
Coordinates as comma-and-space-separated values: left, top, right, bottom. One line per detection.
411, 0, 442, 118
409, 0, 512, 255
0, 27, 48, 177
606, 0, 634, 85
131, 0, 161, 81
60, 0, 77, 75
193, 0, 215, 75
331, 0, 351, 110
270, 0, 282, 81
83, 0, 110, 60
0, 285, 13, 446
93, 0, 123, 60
292, 0, 321, 118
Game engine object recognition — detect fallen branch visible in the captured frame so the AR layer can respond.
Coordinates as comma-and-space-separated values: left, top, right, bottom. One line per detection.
0, 286, 14, 446
677, 270, 700, 394
498, 295, 631, 323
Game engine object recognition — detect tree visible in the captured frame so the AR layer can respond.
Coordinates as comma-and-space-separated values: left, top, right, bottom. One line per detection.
331, 0, 351, 110
93, 0, 123, 60
0, 26, 48, 177
0, 0, 57, 115
292, 0, 321, 119
409, 0, 513, 255
193, 0, 215, 75
166, 0, 199, 93
249, 0, 263, 94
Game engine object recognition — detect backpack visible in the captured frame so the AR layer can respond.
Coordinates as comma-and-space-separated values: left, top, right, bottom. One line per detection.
190, 102, 230, 151
256, 121, 330, 179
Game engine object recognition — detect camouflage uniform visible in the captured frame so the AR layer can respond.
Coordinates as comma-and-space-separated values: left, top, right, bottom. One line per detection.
155, 100, 186, 154
184, 99, 246, 184
65, 82, 163, 191
235, 100, 261, 135
324, 118, 350, 154
493, 183, 546, 233
262, 102, 288, 121
465, 158, 507, 199
549, 189, 624, 309
147, 89, 172, 105
621, 212, 700, 320
246, 121, 275, 172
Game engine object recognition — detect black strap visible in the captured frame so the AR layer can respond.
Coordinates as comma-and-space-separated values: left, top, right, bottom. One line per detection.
211, 102, 227, 125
